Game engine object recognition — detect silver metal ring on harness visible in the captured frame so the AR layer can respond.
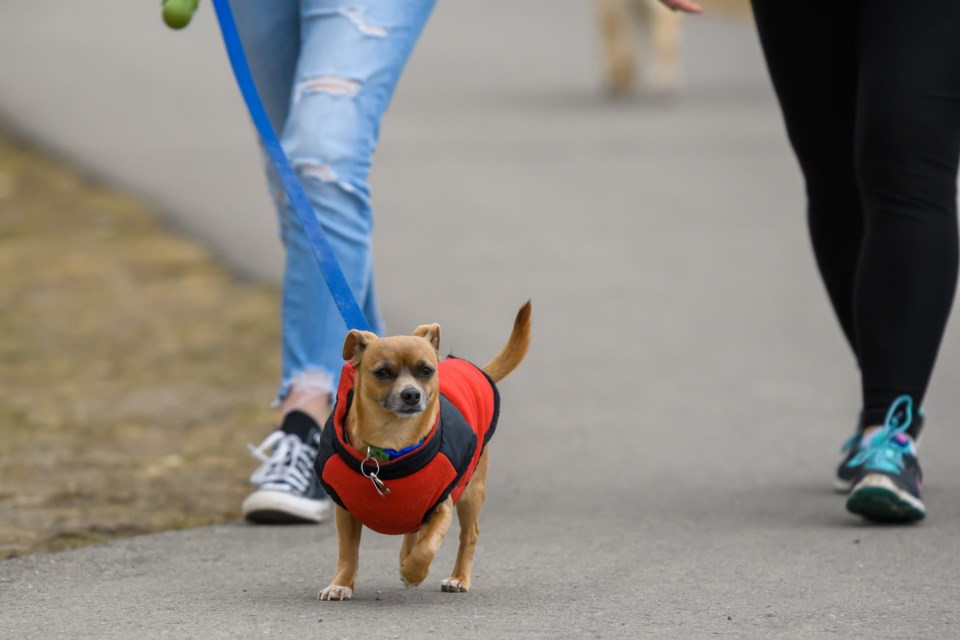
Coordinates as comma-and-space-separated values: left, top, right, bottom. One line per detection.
361, 451, 391, 497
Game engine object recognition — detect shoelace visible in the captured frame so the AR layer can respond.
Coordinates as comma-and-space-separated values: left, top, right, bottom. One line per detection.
847, 395, 914, 474
247, 430, 317, 493
840, 432, 859, 455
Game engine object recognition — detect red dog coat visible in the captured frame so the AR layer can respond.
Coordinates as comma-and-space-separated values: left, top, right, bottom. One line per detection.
314, 357, 499, 535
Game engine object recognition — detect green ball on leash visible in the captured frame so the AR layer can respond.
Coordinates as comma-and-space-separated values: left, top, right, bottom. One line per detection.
162, 0, 199, 29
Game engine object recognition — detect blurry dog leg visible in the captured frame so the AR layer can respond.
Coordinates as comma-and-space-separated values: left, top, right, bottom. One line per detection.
598, 0, 636, 96
649, 1, 682, 96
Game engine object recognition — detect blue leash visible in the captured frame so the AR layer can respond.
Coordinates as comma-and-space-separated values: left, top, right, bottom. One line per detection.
210, 0, 372, 332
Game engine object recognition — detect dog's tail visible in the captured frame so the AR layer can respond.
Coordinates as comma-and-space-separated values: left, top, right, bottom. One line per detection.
482, 300, 531, 383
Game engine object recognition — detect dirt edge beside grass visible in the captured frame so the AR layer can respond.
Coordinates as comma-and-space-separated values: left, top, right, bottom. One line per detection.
0, 130, 280, 559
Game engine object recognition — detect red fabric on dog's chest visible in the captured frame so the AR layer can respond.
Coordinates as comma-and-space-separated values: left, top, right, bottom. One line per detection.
319, 453, 458, 534
314, 357, 499, 535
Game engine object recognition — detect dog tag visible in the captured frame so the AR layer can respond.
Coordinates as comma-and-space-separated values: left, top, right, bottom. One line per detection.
361, 450, 391, 498
370, 475, 391, 497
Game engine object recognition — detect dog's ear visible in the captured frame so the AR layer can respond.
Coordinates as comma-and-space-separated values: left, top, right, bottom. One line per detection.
412, 323, 441, 353
342, 330, 378, 363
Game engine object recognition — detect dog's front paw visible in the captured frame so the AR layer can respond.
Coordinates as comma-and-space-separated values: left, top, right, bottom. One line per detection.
399, 554, 430, 587
318, 584, 353, 601
440, 577, 469, 593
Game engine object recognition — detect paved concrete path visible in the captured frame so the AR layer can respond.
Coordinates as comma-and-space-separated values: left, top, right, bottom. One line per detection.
3, 2, 960, 638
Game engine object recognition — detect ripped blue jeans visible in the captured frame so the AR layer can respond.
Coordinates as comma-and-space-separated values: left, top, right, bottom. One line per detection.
230, 0, 436, 401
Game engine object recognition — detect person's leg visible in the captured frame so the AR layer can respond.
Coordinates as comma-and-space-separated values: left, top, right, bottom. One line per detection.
750, 1, 863, 356
843, 0, 960, 522
750, 2, 915, 497
853, 0, 960, 427
235, 0, 436, 523
230, 0, 300, 135
750, 2, 879, 492
230, 0, 335, 523
232, 0, 338, 425
276, 0, 436, 408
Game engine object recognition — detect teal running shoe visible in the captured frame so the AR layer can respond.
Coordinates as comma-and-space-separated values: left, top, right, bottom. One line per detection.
835, 427, 864, 494
845, 396, 925, 523
835, 409, 923, 494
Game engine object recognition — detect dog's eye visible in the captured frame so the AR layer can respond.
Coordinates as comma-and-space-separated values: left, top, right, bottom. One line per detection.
373, 367, 393, 380
418, 365, 435, 378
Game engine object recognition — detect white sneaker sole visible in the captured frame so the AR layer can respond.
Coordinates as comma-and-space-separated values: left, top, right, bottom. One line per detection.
846, 473, 925, 523
833, 477, 855, 494
242, 489, 331, 524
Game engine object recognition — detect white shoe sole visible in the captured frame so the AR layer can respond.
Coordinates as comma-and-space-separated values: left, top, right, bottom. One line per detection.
846, 473, 925, 523
242, 490, 331, 524
833, 477, 855, 494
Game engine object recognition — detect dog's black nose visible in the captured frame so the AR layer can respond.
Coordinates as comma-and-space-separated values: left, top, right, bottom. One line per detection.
400, 388, 421, 406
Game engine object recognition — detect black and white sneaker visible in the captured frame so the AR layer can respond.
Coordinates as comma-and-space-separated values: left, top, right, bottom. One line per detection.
242, 411, 331, 524
845, 396, 925, 523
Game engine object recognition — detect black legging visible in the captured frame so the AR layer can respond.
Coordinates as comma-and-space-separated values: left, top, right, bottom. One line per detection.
750, 1, 960, 428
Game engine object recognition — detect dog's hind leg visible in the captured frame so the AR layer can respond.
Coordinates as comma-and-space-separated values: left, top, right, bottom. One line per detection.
318, 505, 363, 601
399, 498, 453, 587
442, 449, 489, 593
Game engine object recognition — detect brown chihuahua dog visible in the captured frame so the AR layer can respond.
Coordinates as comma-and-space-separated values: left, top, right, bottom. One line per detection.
313, 301, 531, 601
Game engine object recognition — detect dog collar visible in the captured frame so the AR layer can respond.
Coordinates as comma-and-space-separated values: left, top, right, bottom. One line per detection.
366, 440, 425, 463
